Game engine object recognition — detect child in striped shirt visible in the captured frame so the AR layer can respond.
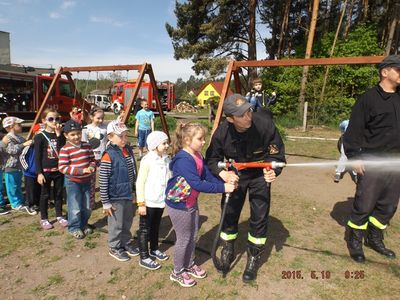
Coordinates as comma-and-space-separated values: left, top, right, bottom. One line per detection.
59, 120, 96, 239
100, 120, 138, 262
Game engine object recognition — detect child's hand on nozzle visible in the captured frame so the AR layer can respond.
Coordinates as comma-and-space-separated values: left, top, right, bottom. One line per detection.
271, 91, 276, 96
263, 168, 276, 183
138, 206, 146, 216
224, 183, 235, 193
220, 170, 239, 184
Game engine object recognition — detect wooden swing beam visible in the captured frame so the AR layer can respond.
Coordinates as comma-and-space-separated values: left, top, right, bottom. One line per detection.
212, 55, 386, 135
28, 63, 170, 141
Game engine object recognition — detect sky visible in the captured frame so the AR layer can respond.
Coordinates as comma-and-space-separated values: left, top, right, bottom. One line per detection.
0, 0, 196, 81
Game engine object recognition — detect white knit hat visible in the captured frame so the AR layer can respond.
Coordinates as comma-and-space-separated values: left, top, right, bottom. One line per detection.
146, 131, 168, 151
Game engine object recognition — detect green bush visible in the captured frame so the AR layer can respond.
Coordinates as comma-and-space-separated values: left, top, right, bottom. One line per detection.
127, 114, 136, 128
155, 115, 177, 132
127, 114, 177, 133
275, 122, 287, 141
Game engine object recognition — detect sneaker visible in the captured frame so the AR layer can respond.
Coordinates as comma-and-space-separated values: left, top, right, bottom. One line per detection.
12, 204, 26, 212
40, 219, 54, 230
139, 258, 161, 270
32, 205, 40, 212
334, 173, 341, 183
69, 229, 85, 239
83, 227, 94, 235
57, 217, 68, 228
0, 206, 10, 215
186, 264, 207, 279
24, 206, 38, 215
124, 244, 139, 257
170, 271, 196, 287
109, 248, 130, 262
150, 249, 169, 261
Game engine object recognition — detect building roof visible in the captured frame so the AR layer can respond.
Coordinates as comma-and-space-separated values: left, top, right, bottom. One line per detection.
196, 81, 233, 97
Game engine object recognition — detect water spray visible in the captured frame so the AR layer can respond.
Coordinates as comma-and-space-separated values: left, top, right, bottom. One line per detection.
283, 158, 400, 171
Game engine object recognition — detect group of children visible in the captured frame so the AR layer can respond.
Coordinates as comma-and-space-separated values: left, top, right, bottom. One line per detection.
0, 100, 233, 288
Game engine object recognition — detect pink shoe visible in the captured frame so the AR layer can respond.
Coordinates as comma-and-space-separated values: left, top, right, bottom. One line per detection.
57, 217, 68, 228
170, 271, 196, 287
186, 264, 207, 279
40, 219, 54, 230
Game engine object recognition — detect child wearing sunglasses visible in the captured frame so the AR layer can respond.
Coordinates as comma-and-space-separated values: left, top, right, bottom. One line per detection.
34, 108, 67, 230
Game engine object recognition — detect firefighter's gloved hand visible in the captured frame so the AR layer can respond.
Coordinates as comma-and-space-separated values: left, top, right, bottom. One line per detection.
263, 168, 276, 183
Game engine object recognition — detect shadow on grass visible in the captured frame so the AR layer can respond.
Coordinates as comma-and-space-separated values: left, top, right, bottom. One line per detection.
195, 215, 290, 271
330, 197, 354, 227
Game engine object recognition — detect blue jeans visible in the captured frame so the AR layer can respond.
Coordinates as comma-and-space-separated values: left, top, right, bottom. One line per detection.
5, 171, 24, 208
65, 178, 92, 232
137, 129, 152, 148
0, 170, 5, 206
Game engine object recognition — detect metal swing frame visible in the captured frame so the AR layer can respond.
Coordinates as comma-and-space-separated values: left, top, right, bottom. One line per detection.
211, 55, 386, 135
28, 63, 170, 140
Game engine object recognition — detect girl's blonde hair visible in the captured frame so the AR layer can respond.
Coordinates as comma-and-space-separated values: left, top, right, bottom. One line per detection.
41, 107, 59, 120
172, 122, 206, 155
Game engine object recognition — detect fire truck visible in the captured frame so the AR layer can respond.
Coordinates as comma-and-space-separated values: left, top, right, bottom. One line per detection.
110, 80, 175, 114
0, 68, 77, 121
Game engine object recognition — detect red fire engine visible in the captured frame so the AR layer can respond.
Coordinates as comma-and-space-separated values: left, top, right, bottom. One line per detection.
0, 69, 76, 121
111, 80, 175, 114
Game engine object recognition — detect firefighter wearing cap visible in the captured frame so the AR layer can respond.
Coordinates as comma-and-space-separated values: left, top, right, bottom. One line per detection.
206, 93, 285, 282
343, 55, 400, 263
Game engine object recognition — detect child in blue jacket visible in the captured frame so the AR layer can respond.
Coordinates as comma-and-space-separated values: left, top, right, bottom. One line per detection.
20, 124, 42, 212
166, 122, 235, 288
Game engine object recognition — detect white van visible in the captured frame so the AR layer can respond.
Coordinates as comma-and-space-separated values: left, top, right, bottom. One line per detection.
87, 95, 111, 111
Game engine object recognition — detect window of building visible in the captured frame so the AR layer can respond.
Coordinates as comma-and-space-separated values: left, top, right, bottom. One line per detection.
204, 90, 209, 96
210, 91, 215, 96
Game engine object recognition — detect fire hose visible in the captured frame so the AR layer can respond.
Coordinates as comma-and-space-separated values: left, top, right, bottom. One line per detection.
211, 160, 286, 273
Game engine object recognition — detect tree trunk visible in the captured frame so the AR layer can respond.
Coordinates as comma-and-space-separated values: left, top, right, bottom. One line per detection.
248, 0, 258, 87
278, 0, 291, 58
318, 0, 347, 118
298, 0, 320, 118
362, 0, 368, 21
385, 1, 400, 55
343, 0, 353, 39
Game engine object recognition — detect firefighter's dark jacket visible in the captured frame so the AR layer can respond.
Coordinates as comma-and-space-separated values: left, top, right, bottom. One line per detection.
344, 84, 400, 159
206, 110, 286, 177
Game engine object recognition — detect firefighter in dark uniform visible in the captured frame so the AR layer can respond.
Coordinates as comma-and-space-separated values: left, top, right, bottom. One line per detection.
343, 55, 400, 263
206, 93, 285, 282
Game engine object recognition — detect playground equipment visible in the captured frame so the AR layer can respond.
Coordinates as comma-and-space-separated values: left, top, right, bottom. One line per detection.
211, 55, 386, 135
27, 63, 170, 140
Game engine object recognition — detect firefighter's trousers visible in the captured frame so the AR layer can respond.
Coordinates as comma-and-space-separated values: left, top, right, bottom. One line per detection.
348, 166, 400, 230
220, 170, 270, 246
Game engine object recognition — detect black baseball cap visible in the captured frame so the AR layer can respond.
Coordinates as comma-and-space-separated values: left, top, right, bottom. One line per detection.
223, 94, 252, 116
378, 55, 400, 70
63, 120, 82, 133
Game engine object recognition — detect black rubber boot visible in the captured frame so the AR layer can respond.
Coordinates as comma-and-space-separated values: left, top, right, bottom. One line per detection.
138, 216, 149, 259
220, 240, 235, 273
365, 223, 396, 258
242, 245, 263, 283
346, 227, 366, 263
